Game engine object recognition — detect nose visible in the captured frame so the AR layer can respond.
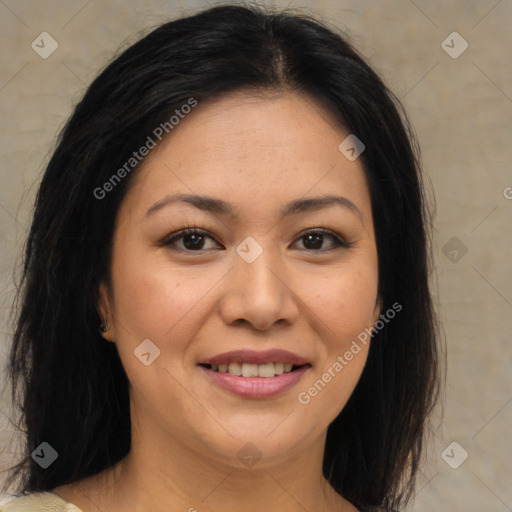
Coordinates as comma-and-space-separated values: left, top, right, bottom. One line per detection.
219, 244, 300, 332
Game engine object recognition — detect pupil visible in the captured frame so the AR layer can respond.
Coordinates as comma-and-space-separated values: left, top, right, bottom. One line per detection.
184, 233, 204, 250
304, 234, 322, 250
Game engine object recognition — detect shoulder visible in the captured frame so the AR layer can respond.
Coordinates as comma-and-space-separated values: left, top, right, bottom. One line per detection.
0, 492, 83, 511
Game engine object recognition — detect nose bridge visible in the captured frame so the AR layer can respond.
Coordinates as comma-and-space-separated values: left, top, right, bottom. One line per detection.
220, 234, 298, 330
235, 234, 285, 298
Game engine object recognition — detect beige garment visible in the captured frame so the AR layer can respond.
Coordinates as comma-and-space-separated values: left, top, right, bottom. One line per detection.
0, 492, 83, 511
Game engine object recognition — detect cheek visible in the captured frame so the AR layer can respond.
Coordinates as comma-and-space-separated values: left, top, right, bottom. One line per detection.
108, 248, 231, 383
293, 259, 377, 420
110, 248, 205, 341
301, 260, 379, 344
107, 253, 206, 409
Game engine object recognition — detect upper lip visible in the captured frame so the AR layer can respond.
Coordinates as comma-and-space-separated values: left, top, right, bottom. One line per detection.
199, 349, 310, 366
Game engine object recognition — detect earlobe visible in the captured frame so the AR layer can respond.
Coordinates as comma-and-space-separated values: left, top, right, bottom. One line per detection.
97, 281, 114, 342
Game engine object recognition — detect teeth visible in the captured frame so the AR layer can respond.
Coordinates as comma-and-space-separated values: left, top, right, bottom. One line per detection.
228, 362, 242, 376
241, 363, 258, 377
258, 363, 275, 378
211, 362, 299, 377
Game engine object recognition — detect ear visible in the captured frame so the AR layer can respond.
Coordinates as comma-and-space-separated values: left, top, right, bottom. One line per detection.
372, 295, 382, 326
97, 281, 115, 342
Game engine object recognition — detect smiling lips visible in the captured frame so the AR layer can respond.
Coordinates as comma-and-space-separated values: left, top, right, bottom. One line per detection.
198, 349, 311, 398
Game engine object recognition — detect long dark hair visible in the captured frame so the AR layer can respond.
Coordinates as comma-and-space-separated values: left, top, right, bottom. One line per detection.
3, 3, 441, 510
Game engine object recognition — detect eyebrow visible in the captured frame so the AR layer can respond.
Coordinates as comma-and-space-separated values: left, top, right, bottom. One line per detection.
145, 193, 363, 223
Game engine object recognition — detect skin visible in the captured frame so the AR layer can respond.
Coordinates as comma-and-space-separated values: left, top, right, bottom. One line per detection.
54, 90, 380, 512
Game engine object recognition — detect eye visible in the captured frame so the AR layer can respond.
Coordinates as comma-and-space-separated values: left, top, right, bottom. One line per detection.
292, 228, 351, 252
161, 226, 221, 252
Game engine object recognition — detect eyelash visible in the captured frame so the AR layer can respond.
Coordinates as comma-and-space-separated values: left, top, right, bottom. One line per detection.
160, 223, 352, 253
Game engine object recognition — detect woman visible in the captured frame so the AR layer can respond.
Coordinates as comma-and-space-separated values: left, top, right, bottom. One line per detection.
1, 3, 440, 511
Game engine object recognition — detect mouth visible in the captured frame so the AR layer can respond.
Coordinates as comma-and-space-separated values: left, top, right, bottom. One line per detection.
198, 349, 312, 399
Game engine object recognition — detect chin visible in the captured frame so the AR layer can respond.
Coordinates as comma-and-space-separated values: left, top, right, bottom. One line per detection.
191, 419, 317, 470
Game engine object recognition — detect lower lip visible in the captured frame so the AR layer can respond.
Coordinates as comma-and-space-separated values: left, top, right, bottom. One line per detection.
199, 365, 310, 399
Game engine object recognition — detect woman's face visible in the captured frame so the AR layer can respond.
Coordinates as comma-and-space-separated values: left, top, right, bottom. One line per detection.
100, 90, 380, 468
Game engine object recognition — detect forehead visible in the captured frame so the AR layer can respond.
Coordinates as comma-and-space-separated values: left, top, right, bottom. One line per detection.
121, 90, 372, 223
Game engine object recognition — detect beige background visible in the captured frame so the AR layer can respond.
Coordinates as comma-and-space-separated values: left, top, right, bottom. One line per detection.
0, 0, 511, 510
